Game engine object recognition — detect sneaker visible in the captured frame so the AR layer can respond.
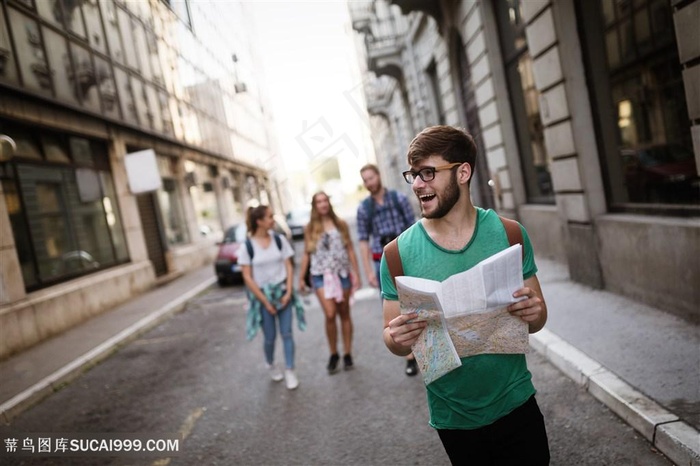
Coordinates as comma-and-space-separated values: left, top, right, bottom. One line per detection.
343, 353, 354, 370
327, 353, 340, 374
405, 358, 418, 376
285, 369, 299, 390
267, 363, 284, 382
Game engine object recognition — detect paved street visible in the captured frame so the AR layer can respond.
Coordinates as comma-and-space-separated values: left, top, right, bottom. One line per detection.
0, 279, 673, 465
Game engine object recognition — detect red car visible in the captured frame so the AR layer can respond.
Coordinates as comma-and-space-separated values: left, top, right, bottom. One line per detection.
214, 224, 248, 286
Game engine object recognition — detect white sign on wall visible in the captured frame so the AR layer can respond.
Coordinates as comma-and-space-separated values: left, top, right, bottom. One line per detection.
124, 149, 162, 194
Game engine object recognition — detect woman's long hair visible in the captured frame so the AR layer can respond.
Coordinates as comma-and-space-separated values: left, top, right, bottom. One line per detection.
246, 205, 269, 235
305, 192, 350, 253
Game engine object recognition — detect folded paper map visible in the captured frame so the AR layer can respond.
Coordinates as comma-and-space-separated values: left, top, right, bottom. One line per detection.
396, 244, 529, 384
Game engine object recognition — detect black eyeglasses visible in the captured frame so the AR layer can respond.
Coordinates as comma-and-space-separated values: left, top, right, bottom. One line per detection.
402, 163, 462, 184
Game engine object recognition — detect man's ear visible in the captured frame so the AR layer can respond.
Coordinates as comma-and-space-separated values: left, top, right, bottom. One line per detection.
457, 162, 472, 185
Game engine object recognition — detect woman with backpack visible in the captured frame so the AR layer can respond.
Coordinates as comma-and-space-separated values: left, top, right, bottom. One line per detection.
239, 205, 304, 390
298, 192, 361, 374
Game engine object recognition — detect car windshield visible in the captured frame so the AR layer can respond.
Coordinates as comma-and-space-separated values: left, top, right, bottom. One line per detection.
286, 209, 310, 224
223, 224, 248, 243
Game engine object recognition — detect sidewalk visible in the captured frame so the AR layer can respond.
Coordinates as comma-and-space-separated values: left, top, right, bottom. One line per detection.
0, 261, 698, 465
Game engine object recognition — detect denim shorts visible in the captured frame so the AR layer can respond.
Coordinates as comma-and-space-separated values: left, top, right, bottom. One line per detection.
311, 274, 351, 290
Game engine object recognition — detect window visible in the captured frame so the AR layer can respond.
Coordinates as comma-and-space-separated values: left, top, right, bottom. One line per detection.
425, 60, 445, 125
495, 0, 553, 204
156, 155, 189, 246
164, 0, 193, 30
579, 0, 698, 211
186, 161, 221, 238
0, 7, 20, 85
8, 7, 51, 94
0, 121, 129, 291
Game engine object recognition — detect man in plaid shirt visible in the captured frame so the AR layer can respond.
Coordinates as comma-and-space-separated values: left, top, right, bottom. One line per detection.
357, 164, 419, 376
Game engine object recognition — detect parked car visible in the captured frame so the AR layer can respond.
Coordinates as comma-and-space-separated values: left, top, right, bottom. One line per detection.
286, 208, 311, 241
621, 144, 699, 203
214, 217, 293, 286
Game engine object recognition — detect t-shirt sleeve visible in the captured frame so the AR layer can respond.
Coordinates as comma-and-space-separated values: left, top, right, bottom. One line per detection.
520, 225, 538, 279
237, 241, 251, 266
280, 235, 295, 259
379, 255, 399, 301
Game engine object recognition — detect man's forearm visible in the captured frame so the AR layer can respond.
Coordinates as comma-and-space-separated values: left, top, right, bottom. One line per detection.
359, 240, 373, 275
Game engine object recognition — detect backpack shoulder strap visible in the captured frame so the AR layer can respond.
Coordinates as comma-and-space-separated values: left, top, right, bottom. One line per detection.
499, 216, 524, 254
389, 190, 407, 228
363, 197, 375, 231
245, 238, 254, 260
384, 237, 403, 288
273, 233, 282, 251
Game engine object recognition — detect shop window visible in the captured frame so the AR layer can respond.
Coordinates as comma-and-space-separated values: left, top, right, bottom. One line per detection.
156, 155, 189, 246
186, 161, 221, 238
495, 0, 553, 204
580, 0, 698, 211
158, 178, 190, 246
41, 134, 71, 164
1, 178, 38, 288
69, 136, 94, 167
0, 122, 129, 291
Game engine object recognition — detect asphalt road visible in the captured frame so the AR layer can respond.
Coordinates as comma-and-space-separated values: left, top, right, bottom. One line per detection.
0, 274, 672, 465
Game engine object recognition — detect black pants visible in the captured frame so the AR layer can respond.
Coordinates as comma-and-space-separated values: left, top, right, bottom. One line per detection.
437, 396, 550, 466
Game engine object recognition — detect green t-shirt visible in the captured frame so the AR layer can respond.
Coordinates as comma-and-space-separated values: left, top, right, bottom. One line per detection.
380, 208, 538, 430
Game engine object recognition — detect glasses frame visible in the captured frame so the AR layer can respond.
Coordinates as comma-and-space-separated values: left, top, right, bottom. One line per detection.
402, 162, 463, 184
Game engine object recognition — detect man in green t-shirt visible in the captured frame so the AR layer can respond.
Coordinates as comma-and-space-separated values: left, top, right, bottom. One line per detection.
381, 126, 550, 464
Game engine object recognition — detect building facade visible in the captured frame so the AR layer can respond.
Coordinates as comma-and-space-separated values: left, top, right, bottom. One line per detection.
0, 0, 284, 359
349, 0, 699, 322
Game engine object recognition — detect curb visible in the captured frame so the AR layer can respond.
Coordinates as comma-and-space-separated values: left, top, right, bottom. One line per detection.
530, 329, 700, 466
0, 277, 216, 424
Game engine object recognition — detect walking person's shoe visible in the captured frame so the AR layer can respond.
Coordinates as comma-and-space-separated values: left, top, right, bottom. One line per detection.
405, 358, 418, 376
285, 369, 299, 390
267, 363, 284, 382
343, 353, 354, 370
327, 353, 340, 374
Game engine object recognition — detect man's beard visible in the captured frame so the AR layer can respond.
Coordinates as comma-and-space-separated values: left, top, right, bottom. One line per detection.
421, 172, 460, 219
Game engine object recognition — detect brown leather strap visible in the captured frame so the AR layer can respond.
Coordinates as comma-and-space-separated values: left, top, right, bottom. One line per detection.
499, 216, 523, 250
384, 238, 403, 287
385, 216, 523, 287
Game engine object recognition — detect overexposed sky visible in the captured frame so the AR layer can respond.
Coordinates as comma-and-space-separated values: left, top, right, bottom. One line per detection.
249, 1, 374, 208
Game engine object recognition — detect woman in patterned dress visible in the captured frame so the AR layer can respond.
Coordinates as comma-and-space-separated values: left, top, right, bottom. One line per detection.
299, 192, 361, 374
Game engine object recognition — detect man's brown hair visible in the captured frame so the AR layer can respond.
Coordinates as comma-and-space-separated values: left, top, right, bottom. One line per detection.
359, 163, 380, 175
406, 125, 477, 173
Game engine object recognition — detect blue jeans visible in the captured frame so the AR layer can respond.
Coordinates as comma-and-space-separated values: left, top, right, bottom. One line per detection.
261, 301, 294, 369
311, 274, 351, 290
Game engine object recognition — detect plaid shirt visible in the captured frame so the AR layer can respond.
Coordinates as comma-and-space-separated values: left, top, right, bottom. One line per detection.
357, 189, 415, 256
